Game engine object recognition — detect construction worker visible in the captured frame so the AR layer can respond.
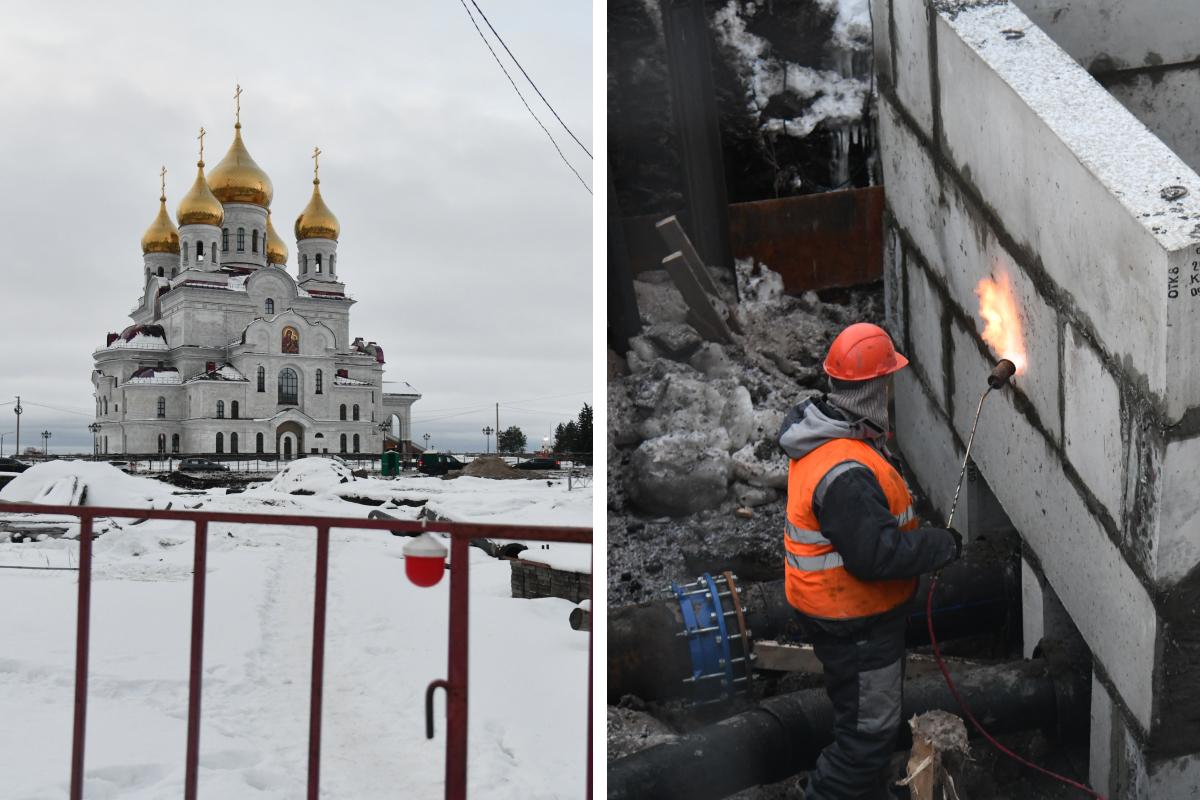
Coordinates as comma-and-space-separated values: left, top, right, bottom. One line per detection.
777, 322, 961, 800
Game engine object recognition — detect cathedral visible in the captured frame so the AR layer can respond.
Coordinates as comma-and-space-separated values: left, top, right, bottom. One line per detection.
92, 93, 420, 458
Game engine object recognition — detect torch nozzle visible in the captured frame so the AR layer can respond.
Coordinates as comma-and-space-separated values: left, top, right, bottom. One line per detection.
987, 359, 1017, 389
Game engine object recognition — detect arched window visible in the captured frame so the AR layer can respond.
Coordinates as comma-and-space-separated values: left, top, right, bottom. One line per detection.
265, 298, 274, 315
157, 434, 166, 454
316, 253, 323, 273
237, 228, 245, 251
104, 398, 108, 415
315, 370, 323, 395
171, 268, 177, 278
156, 397, 166, 418
353, 404, 360, 421
230, 432, 239, 454
252, 230, 259, 253
330, 254, 335, 274
171, 434, 180, 454
222, 228, 229, 251
340, 404, 346, 421
278, 368, 298, 404
215, 432, 224, 454
231, 401, 239, 419
182, 243, 189, 264
211, 241, 217, 261
353, 434, 360, 453
257, 366, 265, 392
302, 254, 308, 273
196, 241, 204, 261
340, 433, 347, 452
256, 432, 264, 453
157, 267, 164, 277
216, 400, 225, 418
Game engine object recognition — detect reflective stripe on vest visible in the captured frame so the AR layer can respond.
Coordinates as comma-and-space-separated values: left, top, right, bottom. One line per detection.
785, 505, 917, 547
786, 549, 845, 572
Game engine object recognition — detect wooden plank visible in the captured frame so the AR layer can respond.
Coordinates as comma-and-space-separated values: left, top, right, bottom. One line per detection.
655, 215, 723, 297
663, 251, 732, 343
752, 640, 822, 673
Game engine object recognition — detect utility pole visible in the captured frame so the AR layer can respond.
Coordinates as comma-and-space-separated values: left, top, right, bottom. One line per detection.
496, 403, 500, 448
14, 396, 21, 458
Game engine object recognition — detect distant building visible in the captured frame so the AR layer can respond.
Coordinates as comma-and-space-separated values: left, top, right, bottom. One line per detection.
92, 98, 420, 457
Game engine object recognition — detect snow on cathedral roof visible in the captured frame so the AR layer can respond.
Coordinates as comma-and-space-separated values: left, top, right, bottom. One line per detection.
333, 374, 373, 387
186, 364, 248, 383
107, 324, 168, 351
126, 367, 181, 384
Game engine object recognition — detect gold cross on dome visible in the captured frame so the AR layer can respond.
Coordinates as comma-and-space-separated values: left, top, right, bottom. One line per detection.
159, 165, 167, 199
197, 126, 206, 162
312, 146, 322, 180
234, 83, 242, 126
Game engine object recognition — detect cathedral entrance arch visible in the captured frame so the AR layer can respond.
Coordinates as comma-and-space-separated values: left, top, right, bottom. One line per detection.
276, 421, 305, 459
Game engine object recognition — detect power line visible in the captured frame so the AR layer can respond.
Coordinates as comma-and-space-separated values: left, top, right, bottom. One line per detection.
455, 0, 592, 195
466, 0, 593, 160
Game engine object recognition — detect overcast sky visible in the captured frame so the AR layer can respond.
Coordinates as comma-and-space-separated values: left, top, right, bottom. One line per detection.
0, 0, 592, 456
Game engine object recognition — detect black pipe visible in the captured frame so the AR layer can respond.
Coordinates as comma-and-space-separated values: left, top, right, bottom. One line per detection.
608, 655, 1088, 800
570, 606, 591, 631
608, 549, 1016, 703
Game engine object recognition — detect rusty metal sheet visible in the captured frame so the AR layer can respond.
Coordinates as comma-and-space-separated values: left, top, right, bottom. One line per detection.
728, 186, 884, 293
620, 186, 884, 295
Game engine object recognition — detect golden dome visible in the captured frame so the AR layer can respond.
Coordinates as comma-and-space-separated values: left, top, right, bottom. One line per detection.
176, 161, 224, 227
294, 178, 340, 241
266, 210, 288, 265
208, 124, 274, 207
141, 193, 180, 255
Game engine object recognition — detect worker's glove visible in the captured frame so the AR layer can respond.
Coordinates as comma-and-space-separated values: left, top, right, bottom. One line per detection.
946, 527, 963, 561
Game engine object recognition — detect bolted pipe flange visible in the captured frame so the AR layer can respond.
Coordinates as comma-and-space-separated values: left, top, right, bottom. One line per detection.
670, 572, 753, 703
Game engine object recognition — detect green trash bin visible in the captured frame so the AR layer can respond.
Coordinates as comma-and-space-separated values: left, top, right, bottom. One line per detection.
381, 450, 400, 477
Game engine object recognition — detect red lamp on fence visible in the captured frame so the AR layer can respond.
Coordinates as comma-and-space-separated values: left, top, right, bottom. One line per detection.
404, 533, 448, 587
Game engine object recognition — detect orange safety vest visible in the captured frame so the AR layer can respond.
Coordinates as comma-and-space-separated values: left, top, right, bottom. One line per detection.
784, 438, 919, 620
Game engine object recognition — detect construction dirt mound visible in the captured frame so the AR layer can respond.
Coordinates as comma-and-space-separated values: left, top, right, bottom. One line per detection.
450, 456, 526, 480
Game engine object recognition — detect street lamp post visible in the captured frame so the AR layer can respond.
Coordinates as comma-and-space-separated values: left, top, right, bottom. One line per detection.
41, 430, 52, 460
482, 426, 494, 454
88, 423, 101, 461
13, 397, 21, 458
423, 432, 431, 452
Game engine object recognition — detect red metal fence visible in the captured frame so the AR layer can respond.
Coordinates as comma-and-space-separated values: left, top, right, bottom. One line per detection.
0, 503, 592, 800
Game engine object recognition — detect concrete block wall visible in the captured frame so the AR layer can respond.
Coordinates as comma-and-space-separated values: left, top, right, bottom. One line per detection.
876, 1, 1200, 795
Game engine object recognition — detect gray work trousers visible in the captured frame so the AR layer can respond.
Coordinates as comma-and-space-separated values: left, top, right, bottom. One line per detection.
804, 612, 907, 800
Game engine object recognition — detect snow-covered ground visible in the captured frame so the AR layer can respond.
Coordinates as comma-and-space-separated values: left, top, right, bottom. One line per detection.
0, 460, 592, 798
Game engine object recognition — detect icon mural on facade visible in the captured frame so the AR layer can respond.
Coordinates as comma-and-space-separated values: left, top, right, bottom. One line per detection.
282, 326, 299, 354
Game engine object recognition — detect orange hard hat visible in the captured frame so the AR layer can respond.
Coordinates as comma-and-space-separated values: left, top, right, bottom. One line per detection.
823, 323, 909, 381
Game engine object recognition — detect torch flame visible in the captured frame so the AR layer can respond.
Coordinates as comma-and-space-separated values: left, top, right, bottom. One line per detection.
975, 269, 1027, 373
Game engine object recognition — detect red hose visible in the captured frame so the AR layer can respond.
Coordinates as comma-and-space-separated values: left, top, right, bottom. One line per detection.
926, 574, 1107, 799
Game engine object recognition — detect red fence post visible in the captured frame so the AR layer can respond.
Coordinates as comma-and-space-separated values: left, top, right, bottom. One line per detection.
445, 534, 470, 800
69, 514, 94, 800
184, 520, 209, 800
307, 524, 331, 800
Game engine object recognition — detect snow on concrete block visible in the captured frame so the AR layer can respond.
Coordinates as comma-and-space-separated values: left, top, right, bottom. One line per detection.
1063, 324, 1124, 522
1107, 71, 1200, 176
890, 0, 934, 137
935, 3, 1187, 398
905, 260, 946, 409
894, 367, 961, 522
948, 320, 1156, 730
1089, 671, 1113, 795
